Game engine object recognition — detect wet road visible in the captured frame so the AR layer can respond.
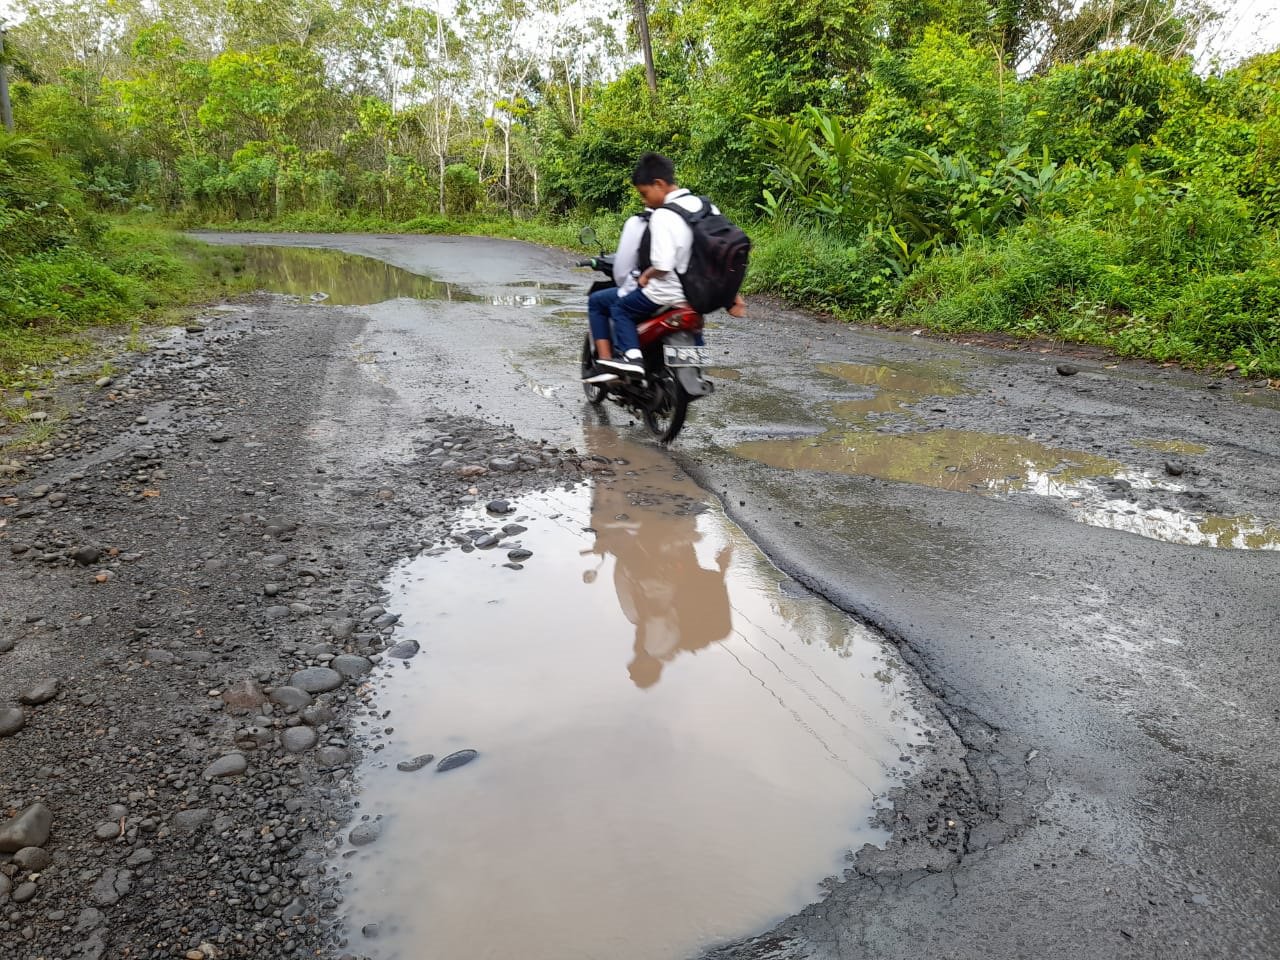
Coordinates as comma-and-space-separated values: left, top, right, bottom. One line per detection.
199, 233, 1280, 960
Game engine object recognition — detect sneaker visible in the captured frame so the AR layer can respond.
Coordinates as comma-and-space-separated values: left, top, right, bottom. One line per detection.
581, 366, 618, 384
600, 350, 645, 376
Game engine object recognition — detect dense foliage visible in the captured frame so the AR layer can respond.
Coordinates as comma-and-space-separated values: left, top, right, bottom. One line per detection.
2, 0, 1278, 374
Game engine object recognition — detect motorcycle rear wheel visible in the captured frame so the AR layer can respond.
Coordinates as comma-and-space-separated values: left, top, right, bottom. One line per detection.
643, 371, 689, 444
581, 336, 606, 406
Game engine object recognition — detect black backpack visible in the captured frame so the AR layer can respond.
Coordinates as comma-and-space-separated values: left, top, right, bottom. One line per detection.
638, 197, 751, 313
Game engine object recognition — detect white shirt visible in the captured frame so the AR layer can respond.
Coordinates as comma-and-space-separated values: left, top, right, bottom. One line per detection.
645, 188, 719, 307
612, 214, 649, 296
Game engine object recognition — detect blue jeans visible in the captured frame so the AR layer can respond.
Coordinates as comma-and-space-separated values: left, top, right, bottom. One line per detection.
587, 288, 619, 346
608, 288, 660, 355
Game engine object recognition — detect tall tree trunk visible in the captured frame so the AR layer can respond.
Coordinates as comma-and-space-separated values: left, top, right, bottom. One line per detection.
503, 120, 511, 212
0, 31, 14, 133
634, 0, 657, 95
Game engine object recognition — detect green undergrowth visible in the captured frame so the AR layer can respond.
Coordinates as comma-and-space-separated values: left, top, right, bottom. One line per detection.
743, 218, 1280, 378
194, 209, 631, 253
0, 224, 250, 388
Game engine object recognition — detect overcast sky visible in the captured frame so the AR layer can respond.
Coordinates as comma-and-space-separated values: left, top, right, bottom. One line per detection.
2, 0, 1279, 68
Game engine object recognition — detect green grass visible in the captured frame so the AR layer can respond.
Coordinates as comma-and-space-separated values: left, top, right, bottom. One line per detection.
0, 224, 252, 388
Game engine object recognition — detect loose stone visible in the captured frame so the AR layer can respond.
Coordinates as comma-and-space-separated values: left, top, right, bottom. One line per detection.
349, 821, 382, 846
331, 654, 373, 680
437, 749, 479, 773
20, 678, 60, 705
0, 707, 25, 737
202, 753, 248, 779
0, 803, 53, 852
282, 727, 319, 753
289, 667, 343, 693
396, 754, 434, 772
269, 686, 313, 709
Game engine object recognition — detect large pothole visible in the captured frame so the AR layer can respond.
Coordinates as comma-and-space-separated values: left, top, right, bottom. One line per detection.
336, 428, 930, 959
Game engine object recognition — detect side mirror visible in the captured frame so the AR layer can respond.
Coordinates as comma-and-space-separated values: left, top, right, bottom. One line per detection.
578, 226, 598, 249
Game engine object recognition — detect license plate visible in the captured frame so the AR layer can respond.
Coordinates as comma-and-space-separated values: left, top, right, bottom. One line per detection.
664, 345, 710, 367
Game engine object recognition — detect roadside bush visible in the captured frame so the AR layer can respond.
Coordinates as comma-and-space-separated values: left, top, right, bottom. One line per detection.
744, 224, 892, 315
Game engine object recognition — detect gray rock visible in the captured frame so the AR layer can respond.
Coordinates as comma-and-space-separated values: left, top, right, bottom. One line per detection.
143, 648, 175, 665
387, 640, 420, 660
289, 667, 343, 693
331, 654, 373, 680
269, 686, 313, 709
172, 809, 211, 835
0, 803, 52, 852
0, 707, 25, 737
349, 821, 382, 846
94, 821, 122, 841
330, 618, 358, 639
486, 499, 514, 514
19, 678, 60, 706
202, 753, 248, 779
13, 881, 37, 904
437, 749, 479, 773
488, 458, 519, 472
0, 637, 15, 654
125, 848, 155, 868
13, 847, 51, 872
396, 754, 435, 773
1055, 363, 1080, 376
474, 534, 500, 549
71, 546, 101, 566
0, 874, 10, 900
507, 549, 533, 563
1165, 460, 1186, 477
281, 727, 318, 753
316, 746, 350, 767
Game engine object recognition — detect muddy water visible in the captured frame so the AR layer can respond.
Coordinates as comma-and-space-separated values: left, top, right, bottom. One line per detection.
733, 361, 1280, 550
341, 430, 927, 960
241, 245, 562, 306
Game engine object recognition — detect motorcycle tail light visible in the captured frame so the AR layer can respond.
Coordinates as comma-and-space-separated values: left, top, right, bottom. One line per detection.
665, 316, 682, 328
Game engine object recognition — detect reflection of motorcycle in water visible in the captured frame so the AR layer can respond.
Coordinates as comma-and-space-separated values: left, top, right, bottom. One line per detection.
580, 430, 734, 688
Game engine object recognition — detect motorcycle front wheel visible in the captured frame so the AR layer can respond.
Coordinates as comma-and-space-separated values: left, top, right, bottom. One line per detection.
581, 336, 606, 406
643, 370, 689, 444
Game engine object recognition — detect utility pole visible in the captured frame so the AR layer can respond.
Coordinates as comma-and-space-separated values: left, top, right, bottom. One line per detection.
634, 0, 657, 96
0, 29, 14, 133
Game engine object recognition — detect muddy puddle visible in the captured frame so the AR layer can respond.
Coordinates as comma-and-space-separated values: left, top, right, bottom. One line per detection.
340, 429, 928, 960
240, 246, 560, 306
734, 361, 1280, 550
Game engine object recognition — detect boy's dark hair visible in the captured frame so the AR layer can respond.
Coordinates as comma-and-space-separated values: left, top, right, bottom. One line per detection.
631, 153, 676, 186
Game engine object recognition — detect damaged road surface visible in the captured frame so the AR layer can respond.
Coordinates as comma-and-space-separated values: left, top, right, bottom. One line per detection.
1, 233, 1277, 960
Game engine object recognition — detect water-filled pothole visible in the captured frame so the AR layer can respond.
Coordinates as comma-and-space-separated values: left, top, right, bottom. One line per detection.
240, 246, 561, 306
732, 361, 1279, 550
340, 430, 927, 960
241, 246, 477, 304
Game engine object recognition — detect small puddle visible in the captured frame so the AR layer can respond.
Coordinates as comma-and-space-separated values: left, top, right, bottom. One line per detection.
506, 280, 576, 290
1133, 438, 1208, 455
736, 428, 1120, 493
241, 246, 561, 306
820, 361, 966, 418
340, 429, 927, 960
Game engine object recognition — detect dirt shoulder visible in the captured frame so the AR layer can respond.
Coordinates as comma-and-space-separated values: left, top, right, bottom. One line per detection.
0, 297, 595, 959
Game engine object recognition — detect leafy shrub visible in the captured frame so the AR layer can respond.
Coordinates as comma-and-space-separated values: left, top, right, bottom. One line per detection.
745, 224, 892, 315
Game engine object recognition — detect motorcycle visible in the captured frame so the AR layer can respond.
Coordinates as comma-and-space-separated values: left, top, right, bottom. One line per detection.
575, 231, 715, 445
